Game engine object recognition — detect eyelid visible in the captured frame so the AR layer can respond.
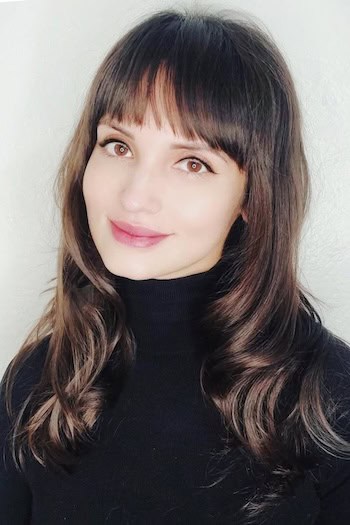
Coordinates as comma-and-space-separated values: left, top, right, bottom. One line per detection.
98, 136, 215, 173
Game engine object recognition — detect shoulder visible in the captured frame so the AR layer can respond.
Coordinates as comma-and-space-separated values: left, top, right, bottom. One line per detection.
0, 335, 51, 418
0, 335, 51, 479
306, 325, 350, 495
309, 323, 350, 445
320, 326, 350, 424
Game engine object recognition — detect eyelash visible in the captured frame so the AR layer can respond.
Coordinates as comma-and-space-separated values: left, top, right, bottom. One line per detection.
97, 137, 215, 176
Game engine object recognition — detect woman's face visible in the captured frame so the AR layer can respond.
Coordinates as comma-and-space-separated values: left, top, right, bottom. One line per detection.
82, 105, 247, 280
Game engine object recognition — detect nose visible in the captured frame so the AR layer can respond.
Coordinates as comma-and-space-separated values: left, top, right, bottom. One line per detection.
120, 167, 161, 213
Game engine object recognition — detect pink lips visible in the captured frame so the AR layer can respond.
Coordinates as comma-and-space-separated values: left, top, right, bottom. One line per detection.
109, 220, 171, 248
111, 220, 168, 237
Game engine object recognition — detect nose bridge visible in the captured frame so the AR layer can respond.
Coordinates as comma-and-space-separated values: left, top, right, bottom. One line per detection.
125, 156, 160, 189
120, 156, 162, 210
129, 138, 171, 185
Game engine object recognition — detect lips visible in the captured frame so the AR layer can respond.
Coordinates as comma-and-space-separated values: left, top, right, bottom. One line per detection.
110, 220, 169, 238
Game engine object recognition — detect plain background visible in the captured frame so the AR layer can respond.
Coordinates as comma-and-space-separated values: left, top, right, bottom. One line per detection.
0, 0, 349, 376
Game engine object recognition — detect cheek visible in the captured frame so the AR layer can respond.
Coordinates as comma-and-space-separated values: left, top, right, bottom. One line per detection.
82, 171, 97, 213
82, 160, 109, 212
177, 192, 231, 237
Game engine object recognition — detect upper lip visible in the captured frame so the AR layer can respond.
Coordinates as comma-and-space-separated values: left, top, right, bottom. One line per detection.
111, 220, 170, 237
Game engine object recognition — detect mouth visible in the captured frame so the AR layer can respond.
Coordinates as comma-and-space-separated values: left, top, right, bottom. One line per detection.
110, 219, 170, 238
109, 220, 171, 248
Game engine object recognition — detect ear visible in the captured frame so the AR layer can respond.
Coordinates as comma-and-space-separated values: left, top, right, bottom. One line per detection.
241, 209, 248, 223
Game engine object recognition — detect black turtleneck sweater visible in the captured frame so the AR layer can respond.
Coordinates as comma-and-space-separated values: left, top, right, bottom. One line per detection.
1, 259, 350, 524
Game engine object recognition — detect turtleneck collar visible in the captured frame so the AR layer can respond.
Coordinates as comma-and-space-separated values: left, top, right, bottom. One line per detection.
112, 257, 229, 356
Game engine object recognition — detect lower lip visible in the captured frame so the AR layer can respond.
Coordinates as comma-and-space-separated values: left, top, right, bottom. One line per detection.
110, 222, 170, 248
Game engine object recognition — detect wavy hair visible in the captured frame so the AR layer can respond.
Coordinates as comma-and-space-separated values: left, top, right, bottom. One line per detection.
2, 6, 350, 523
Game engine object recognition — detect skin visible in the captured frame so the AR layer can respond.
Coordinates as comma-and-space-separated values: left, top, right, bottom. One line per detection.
82, 104, 248, 280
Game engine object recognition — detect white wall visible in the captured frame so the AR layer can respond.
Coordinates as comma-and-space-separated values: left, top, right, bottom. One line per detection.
1, 0, 349, 375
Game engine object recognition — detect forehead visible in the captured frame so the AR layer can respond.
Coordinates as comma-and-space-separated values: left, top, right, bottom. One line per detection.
98, 113, 208, 147
99, 102, 205, 142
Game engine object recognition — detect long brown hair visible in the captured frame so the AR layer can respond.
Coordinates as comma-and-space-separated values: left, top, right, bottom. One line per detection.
2, 6, 350, 523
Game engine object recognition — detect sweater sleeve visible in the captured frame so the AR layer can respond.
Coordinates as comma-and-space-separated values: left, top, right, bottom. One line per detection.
0, 337, 50, 524
310, 331, 350, 524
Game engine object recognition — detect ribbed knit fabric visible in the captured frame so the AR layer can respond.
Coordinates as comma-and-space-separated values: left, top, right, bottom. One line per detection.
1, 258, 350, 524
112, 256, 227, 356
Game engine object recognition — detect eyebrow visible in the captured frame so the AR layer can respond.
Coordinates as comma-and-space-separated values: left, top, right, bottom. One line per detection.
98, 121, 228, 164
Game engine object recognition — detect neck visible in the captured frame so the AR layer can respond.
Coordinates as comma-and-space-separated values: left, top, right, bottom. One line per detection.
112, 258, 228, 356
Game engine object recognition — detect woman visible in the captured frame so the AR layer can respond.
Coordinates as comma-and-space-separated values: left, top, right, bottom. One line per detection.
1, 6, 350, 524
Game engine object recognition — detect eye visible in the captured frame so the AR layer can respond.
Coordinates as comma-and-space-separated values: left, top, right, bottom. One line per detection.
176, 157, 214, 176
97, 137, 215, 177
98, 138, 131, 157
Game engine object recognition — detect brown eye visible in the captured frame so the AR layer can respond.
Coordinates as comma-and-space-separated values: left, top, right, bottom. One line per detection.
176, 157, 213, 177
98, 138, 131, 157
187, 160, 203, 172
114, 142, 129, 156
